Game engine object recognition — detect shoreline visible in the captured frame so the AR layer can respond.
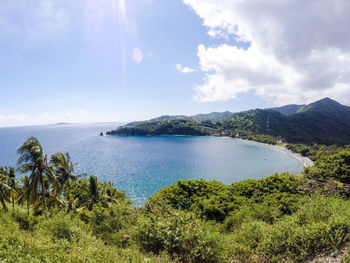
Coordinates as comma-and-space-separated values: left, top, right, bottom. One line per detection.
109, 133, 314, 167
239, 139, 314, 167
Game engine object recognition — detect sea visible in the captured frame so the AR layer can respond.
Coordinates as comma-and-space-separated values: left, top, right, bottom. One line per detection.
0, 123, 304, 205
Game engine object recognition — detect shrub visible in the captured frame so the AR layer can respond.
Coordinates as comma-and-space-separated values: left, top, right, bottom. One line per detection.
137, 209, 223, 263
259, 196, 350, 262
89, 203, 138, 247
260, 217, 350, 262
42, 213, 82, 242
12, 210, 39, 231
226, 221, 269, 262
222, 203, 280, 233
304, 150, 350, 184
148, 173, 303, 223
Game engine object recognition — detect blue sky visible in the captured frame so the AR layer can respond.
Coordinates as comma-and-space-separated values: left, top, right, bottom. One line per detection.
1, 0, 350, 126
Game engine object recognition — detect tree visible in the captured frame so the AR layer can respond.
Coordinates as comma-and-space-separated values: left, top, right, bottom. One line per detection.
304, 150, 350, 184
50, 152, 78, 192
17, 176, 32, 215
17, 136, 56, 216
87, 176, 99, 210
0, 168, 11, 212
77, 176, 117, 211
6, 167, 17, 212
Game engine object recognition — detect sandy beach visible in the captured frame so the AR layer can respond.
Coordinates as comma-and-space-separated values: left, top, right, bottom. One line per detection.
239, 139, 314, 167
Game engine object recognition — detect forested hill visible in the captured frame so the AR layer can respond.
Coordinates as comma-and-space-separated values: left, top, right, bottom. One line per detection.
127, 111, 234, 125
107, 98, 350, 144
268, 104, 305, 116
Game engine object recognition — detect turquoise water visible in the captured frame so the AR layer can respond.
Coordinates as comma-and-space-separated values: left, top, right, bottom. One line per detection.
0, 123, 304, 205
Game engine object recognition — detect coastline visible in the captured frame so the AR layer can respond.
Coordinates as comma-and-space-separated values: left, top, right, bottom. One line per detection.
239, 139, 314, 167
109, 133, 314, 168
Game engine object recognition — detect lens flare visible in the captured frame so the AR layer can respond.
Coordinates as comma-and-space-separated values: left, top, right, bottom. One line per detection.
132, 48, 143, 64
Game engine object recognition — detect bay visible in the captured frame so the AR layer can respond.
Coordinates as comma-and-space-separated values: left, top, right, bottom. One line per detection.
0, 123, 304, 205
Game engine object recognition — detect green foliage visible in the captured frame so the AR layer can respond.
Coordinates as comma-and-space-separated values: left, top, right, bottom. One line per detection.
109, 119, 216, 136
0, 208, 170, 263
286, 143, 350, 161
12, 209, 39, 231
225, 221, 269, 262
137, 209, 223, 263
149, 173, 303, 223
65, 177, 128, 213
222, 203, 280, 232
50, 152, 79, 191
42, 213, 83, 242
108, 98, 350, 144
260, 196, 350, 262
0, 170, 11, 212
89, 203, 138, 247
305, 150, 350, 184
286, 143, 315, 157
17, 136, 57, 215
342, 246, 350, 263
226, 196, 350, 263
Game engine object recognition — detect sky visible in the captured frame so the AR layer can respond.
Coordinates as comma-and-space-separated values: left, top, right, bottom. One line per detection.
1, 0, 350, 127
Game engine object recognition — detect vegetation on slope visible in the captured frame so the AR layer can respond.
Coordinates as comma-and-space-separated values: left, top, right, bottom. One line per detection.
269, 104, 305, 116
2, 137, 350, 262
107, 119, 216, 136
108, 98, 350, 144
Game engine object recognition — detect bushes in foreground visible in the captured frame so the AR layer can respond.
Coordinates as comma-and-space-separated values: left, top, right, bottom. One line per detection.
305, 150, 350, 184
257, 196, 350, 262
3, 174, 350, 262
148, 173, 303, 223
137, 209, 223, 263
0, 210, 170, 263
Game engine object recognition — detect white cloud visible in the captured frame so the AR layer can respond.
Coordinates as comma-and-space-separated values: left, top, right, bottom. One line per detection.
184, 0, 350, 105
176, 63, 195, 73
0, 0, 70, 43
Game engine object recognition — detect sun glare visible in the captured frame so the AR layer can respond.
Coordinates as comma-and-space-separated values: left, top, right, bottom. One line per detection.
84, 0, 142, 65
118, 0, 127, 21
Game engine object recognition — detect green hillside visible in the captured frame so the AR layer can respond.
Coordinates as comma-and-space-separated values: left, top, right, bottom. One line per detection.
108, 98, 350, 144
269, 104, 305, 116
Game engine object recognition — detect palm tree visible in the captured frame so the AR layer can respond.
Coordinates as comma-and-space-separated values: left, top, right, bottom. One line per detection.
17, 175, 32, 215
80, 177, 122, 211
17, 136, 55, 216
99, 181, 122, 205
87, 176, 99, 210
50, 152, 78, 192
0, 167, 11, 212
6, 167, 17, 212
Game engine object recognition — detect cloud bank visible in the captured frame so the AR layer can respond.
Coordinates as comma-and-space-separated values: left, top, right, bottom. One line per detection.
184, 0, 350, 105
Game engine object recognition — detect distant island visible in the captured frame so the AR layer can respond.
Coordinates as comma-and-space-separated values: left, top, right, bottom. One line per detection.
55, 122, 70, 125
107, 98, 350, 145
55, 122, 79, 125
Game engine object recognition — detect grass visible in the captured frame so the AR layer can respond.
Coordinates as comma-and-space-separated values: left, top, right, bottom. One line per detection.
0, 208, 172, 263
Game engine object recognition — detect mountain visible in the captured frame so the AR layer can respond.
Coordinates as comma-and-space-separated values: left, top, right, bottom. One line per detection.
107, 98, 350, 144
149, 111, 233, 122
269, 104, 305, 115
297, 97, 350, 115
191, 111, 234, 121
286, 98, 350, 143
